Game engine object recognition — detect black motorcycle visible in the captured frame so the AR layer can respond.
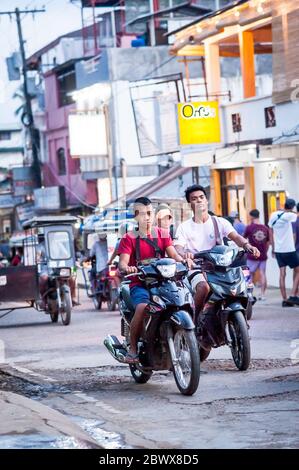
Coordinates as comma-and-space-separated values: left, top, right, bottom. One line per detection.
194, 245, 251, 371
104, 258, 200, 396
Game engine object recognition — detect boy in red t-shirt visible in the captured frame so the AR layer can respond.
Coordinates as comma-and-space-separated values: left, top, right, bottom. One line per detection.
118, 197, 184, 363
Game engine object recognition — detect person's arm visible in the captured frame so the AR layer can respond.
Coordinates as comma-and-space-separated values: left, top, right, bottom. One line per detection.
173, 225, 194, 259
108, 246, 118, 265
268, 227, 275, 257
228, 231, 260, 258
119, 253, 138, 274
166, 245, 184, 262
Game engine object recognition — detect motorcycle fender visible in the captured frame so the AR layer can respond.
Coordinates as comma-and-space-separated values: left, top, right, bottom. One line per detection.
170, 310, 195, 330
225, 301, 245, 312
60, 284, 70, 295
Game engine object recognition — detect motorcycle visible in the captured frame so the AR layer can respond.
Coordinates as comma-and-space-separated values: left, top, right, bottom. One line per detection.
194, 245, 251, 371
104, 258, 200, 396
45, 268, 73, 326
83, 261, 119, 311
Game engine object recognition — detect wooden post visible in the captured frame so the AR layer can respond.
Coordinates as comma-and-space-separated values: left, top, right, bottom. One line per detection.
204, 43, 221, 100
239, 30, 256, 99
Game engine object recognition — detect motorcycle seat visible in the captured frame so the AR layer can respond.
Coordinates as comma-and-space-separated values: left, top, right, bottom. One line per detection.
121, 284, 135, 313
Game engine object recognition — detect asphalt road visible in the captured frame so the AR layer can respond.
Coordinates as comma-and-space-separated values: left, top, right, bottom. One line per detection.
0, 288, 299, 448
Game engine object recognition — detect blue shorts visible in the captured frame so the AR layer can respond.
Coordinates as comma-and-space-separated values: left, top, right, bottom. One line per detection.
130, 285, 150, 308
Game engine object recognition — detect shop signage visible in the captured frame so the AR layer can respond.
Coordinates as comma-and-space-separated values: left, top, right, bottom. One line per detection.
12, 166, 36, 197
34, 186, 66, 211
267, 163, 283, 187
0, 194, 23, 209
177, 101, 221, 145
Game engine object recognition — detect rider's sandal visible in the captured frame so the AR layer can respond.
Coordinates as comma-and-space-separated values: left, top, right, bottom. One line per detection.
124, 352, 139, 364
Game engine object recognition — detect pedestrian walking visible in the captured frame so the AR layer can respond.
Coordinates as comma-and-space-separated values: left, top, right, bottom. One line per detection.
292, 202, 299, 297
268, 198, 299, 307
244, 209, 270, 300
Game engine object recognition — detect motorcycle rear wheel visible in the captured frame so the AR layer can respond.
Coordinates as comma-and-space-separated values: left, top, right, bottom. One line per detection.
129, 364, 153, 384
172, 329, 200, 396
228, 311, 251, 371
107, 283, 118, 311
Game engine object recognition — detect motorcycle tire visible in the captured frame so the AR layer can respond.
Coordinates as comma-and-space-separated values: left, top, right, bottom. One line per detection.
129, 364, 153, 384
172, 329, 200, 396
228, 311, 251, 371
200, 347, 211, 362
60, 291, 72, 326
93, 294, 102, 310
246, 301, 253, 320
107, 284, 118, 311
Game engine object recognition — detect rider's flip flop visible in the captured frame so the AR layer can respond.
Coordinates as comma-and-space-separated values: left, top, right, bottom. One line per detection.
124, 352, 139, 364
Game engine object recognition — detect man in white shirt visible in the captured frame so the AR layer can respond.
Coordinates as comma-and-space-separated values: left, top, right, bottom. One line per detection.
269, 198, 299, 307
174, 185, 260, 325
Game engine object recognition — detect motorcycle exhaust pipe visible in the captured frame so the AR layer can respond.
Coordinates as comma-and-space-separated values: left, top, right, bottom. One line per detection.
104, 335, 127, 363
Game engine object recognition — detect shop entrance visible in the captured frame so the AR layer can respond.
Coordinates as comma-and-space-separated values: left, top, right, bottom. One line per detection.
263, 191, 286, 225
220, 169, 246, 222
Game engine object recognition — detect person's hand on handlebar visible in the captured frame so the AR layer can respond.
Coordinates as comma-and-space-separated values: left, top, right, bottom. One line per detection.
122, 265, 138, 274
184, 251, 194, 260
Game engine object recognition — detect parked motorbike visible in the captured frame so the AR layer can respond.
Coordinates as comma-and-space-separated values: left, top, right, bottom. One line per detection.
194, 245, 251, 371
104, 258, 200, 396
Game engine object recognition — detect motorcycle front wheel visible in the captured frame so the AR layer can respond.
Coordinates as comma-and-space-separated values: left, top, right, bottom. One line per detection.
228, 311, 251, 370
129, 364, 153, 384
172, 329, 200, 396
93, 294, 102, 310
60, 290, 72, 326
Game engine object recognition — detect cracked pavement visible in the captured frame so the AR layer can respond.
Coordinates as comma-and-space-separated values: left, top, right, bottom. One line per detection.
0, 287, 299, 448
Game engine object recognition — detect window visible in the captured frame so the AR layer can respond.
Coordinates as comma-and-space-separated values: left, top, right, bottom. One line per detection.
0, 131, 11, 141
48, 231, 71, 260
57, 147, 67, 175
232, 113, 242, 133
57, 65, 76, 107
265, 106, 276, 128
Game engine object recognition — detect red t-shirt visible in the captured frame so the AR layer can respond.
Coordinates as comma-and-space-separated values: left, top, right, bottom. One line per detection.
118, 227, 172, 287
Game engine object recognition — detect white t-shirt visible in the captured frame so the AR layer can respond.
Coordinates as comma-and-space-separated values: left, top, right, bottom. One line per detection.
174, 216, 236, 254
268, 211, 297, 253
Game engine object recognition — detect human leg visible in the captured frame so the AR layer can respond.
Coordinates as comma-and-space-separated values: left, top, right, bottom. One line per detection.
124, 286, 150, 363
279, 266, 287, 301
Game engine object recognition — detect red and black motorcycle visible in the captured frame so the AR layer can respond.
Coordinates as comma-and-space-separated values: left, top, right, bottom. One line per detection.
82, 261, 119, 311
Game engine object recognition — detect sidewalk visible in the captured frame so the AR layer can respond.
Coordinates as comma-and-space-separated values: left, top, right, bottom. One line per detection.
0, 390, 101, 449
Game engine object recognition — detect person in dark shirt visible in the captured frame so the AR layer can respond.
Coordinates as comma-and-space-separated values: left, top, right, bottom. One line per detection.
244, 209, 270, 300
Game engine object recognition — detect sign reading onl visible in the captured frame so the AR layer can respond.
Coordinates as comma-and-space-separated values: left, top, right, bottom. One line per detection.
177, 101, 221, 145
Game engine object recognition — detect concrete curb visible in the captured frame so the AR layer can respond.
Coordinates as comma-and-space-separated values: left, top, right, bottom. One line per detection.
0, 390, 102, 449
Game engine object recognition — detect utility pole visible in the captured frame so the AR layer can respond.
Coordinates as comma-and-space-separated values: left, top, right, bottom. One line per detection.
0, 7, 45, 188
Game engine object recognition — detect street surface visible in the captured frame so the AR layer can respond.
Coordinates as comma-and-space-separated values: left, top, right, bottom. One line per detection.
0, 287, 299, 449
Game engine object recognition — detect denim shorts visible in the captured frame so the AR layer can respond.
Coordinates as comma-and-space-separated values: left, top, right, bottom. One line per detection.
130, 285, 151, 308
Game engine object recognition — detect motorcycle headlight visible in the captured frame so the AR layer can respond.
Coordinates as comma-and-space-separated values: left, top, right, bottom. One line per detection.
156, 264, 176, 279
60, 268, 71, 277
210, 251, 234, 267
